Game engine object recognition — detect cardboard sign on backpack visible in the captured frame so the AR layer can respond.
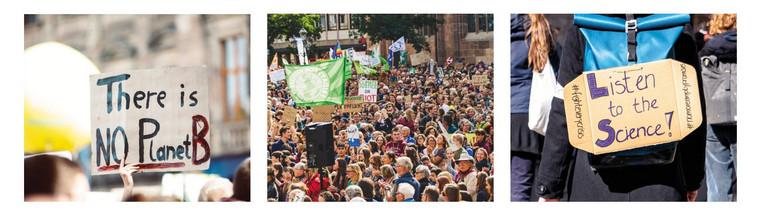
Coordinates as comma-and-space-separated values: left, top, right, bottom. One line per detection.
563, 59, 702, 155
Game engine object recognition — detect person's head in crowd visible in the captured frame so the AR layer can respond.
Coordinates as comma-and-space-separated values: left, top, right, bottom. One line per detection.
279, 126, 292, 141
267, 167, 276, 183
425, 126, 439, 138
373, 134, 387, 150
273, 163, 284, 180
333, 158, 348, 189
347, 164, 363, 184
460, 190, 473, 202
475, 147, 488, 163
198, 177, 233, 202
381, 151, 396, 165
24, 155, 89, 201
401, 126, 411, 139
359, 147, 371, 165
475, 129, 487, 143
420, 155, 431, 167
415, 134, 426, 147
369, 153, 382, 169
422, 186, 440, 202
708, 13, 737, 36
456, 151, 475, 173
425, 135, 437, 150
358, 178, 375, 201
283, 167, 295, 182
318, 191, 335, 202
336, 143, 347, 158
344, 185, 364, 201
373, 112, 383, 122
396, 157, 413, 176
391, 128, 403, 142
271, 151, 283, 165
356, 162, 367, 174
405, 146, 420, 167
437, 175, 452, 193
459, 119, 473, 133
380, 164, 396, 182
294, 162, 307, 180
404, 109, 415, 120
396, 183, 415, 202
430, 166, 441, 180
415, 165, 431, 182
486, 176, 494, 201
232, 158, 251, 201
436, 134, 448, 149
457, 183, 468, 191
452, 133, 466, 148
267, 158, 272, 167
443, 184, 461, 202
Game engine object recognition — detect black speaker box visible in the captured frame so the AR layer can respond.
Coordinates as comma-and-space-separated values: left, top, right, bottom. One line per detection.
304, 122, 336, 168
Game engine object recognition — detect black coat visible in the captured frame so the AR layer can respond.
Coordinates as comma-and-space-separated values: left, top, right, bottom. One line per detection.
535, 21, 707, 201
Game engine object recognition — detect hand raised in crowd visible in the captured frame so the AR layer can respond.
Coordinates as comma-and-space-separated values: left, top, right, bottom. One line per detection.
687, 190, 698, 202
538, 197, 560, 202
119, 158, 139, 201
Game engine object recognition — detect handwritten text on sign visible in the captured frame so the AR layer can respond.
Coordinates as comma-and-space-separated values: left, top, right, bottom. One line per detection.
358, 80, 378, 103
563, 59, 702, 155
89, 67, 211, 175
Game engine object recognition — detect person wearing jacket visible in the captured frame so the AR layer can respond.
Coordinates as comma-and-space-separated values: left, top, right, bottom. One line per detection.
510, 14, 560, 201
390, 157, 421, 201
454, 150, 478, 197
699, 14, 737, 202
536, 14, 707, 201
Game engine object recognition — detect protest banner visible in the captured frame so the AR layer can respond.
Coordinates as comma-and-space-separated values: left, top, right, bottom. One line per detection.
472, 74, 489, 86
89, 67, 211, 175
410, 51, 431, 66
342, 96, 363, 113
282, 106, 297, 125
358, 80, 378, 103
563, 59, 702, 155
312, 104, 335, 122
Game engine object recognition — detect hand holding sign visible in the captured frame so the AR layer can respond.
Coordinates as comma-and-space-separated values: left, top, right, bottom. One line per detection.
563, 59, 702, 155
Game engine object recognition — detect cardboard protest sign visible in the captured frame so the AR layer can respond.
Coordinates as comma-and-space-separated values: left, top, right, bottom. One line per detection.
410, 51, 431, 66
89, 67, 211, 175
312, 104, 335, 122
358, 80, 378, 103
342, 96, 363, 113
563, 59, 702, 155
472, 75, 488, 86
282, 106, 297, 125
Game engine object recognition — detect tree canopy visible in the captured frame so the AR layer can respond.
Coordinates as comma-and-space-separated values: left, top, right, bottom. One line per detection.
350, 14, 442, 52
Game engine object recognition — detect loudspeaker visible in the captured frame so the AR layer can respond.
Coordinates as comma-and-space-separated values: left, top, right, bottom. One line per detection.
304, 122, 336, 168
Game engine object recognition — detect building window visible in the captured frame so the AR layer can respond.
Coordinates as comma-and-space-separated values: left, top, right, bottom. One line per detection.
467, 14, 493, 33
320, 15, 328, 30
221, 36, 250, 121
328, 14, 338, 31
339, 14, 350, 30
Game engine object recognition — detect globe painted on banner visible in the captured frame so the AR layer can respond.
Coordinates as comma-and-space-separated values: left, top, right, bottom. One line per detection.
289, 66, 329, 102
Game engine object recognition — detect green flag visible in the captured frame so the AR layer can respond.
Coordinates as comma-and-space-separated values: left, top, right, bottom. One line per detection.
399, 51, 408, 66
353, 60, 376, 75
380, 55, 390, 72
284, 57, 350, 107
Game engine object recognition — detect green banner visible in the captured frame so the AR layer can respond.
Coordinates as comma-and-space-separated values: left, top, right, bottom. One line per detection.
284, 57, 350, 107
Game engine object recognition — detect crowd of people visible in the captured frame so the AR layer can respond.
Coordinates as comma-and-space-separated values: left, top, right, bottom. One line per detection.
267, 56, 495, 202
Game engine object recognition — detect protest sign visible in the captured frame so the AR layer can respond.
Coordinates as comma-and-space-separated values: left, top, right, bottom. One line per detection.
282, 106, 297, 125
358, 80, 378, 103
89, 67, 211, 175
410, 51, 431, 66
472, 74, 488, 86
343, 96, 363, 113
312, 104, 335, 122
563, 59, 702, 155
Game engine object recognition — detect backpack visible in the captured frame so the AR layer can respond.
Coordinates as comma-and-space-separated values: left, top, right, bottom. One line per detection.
701, 55, 737, 125
574, 14, 691, 169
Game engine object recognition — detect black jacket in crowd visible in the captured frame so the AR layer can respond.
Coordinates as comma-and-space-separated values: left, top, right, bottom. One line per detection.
535, 19, 707, 201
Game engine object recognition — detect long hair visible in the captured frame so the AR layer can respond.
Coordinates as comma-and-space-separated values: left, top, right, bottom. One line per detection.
333, 158, 348, 189
527, 14, 553, 73
709, 14, 737, 36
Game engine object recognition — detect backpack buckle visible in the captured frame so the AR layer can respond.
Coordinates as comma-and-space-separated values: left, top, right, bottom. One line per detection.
625, 19, 638, 33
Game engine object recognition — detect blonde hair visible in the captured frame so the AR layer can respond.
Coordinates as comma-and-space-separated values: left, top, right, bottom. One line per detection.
709, 14, 737, 36
348, 164, 363, 182
527, 14, 553, 73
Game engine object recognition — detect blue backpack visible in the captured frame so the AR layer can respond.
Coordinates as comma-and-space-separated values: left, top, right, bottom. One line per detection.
574, 14, 691, 168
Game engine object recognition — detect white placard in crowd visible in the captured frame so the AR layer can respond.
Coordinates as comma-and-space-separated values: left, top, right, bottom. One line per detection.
358, 80, 378, 103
